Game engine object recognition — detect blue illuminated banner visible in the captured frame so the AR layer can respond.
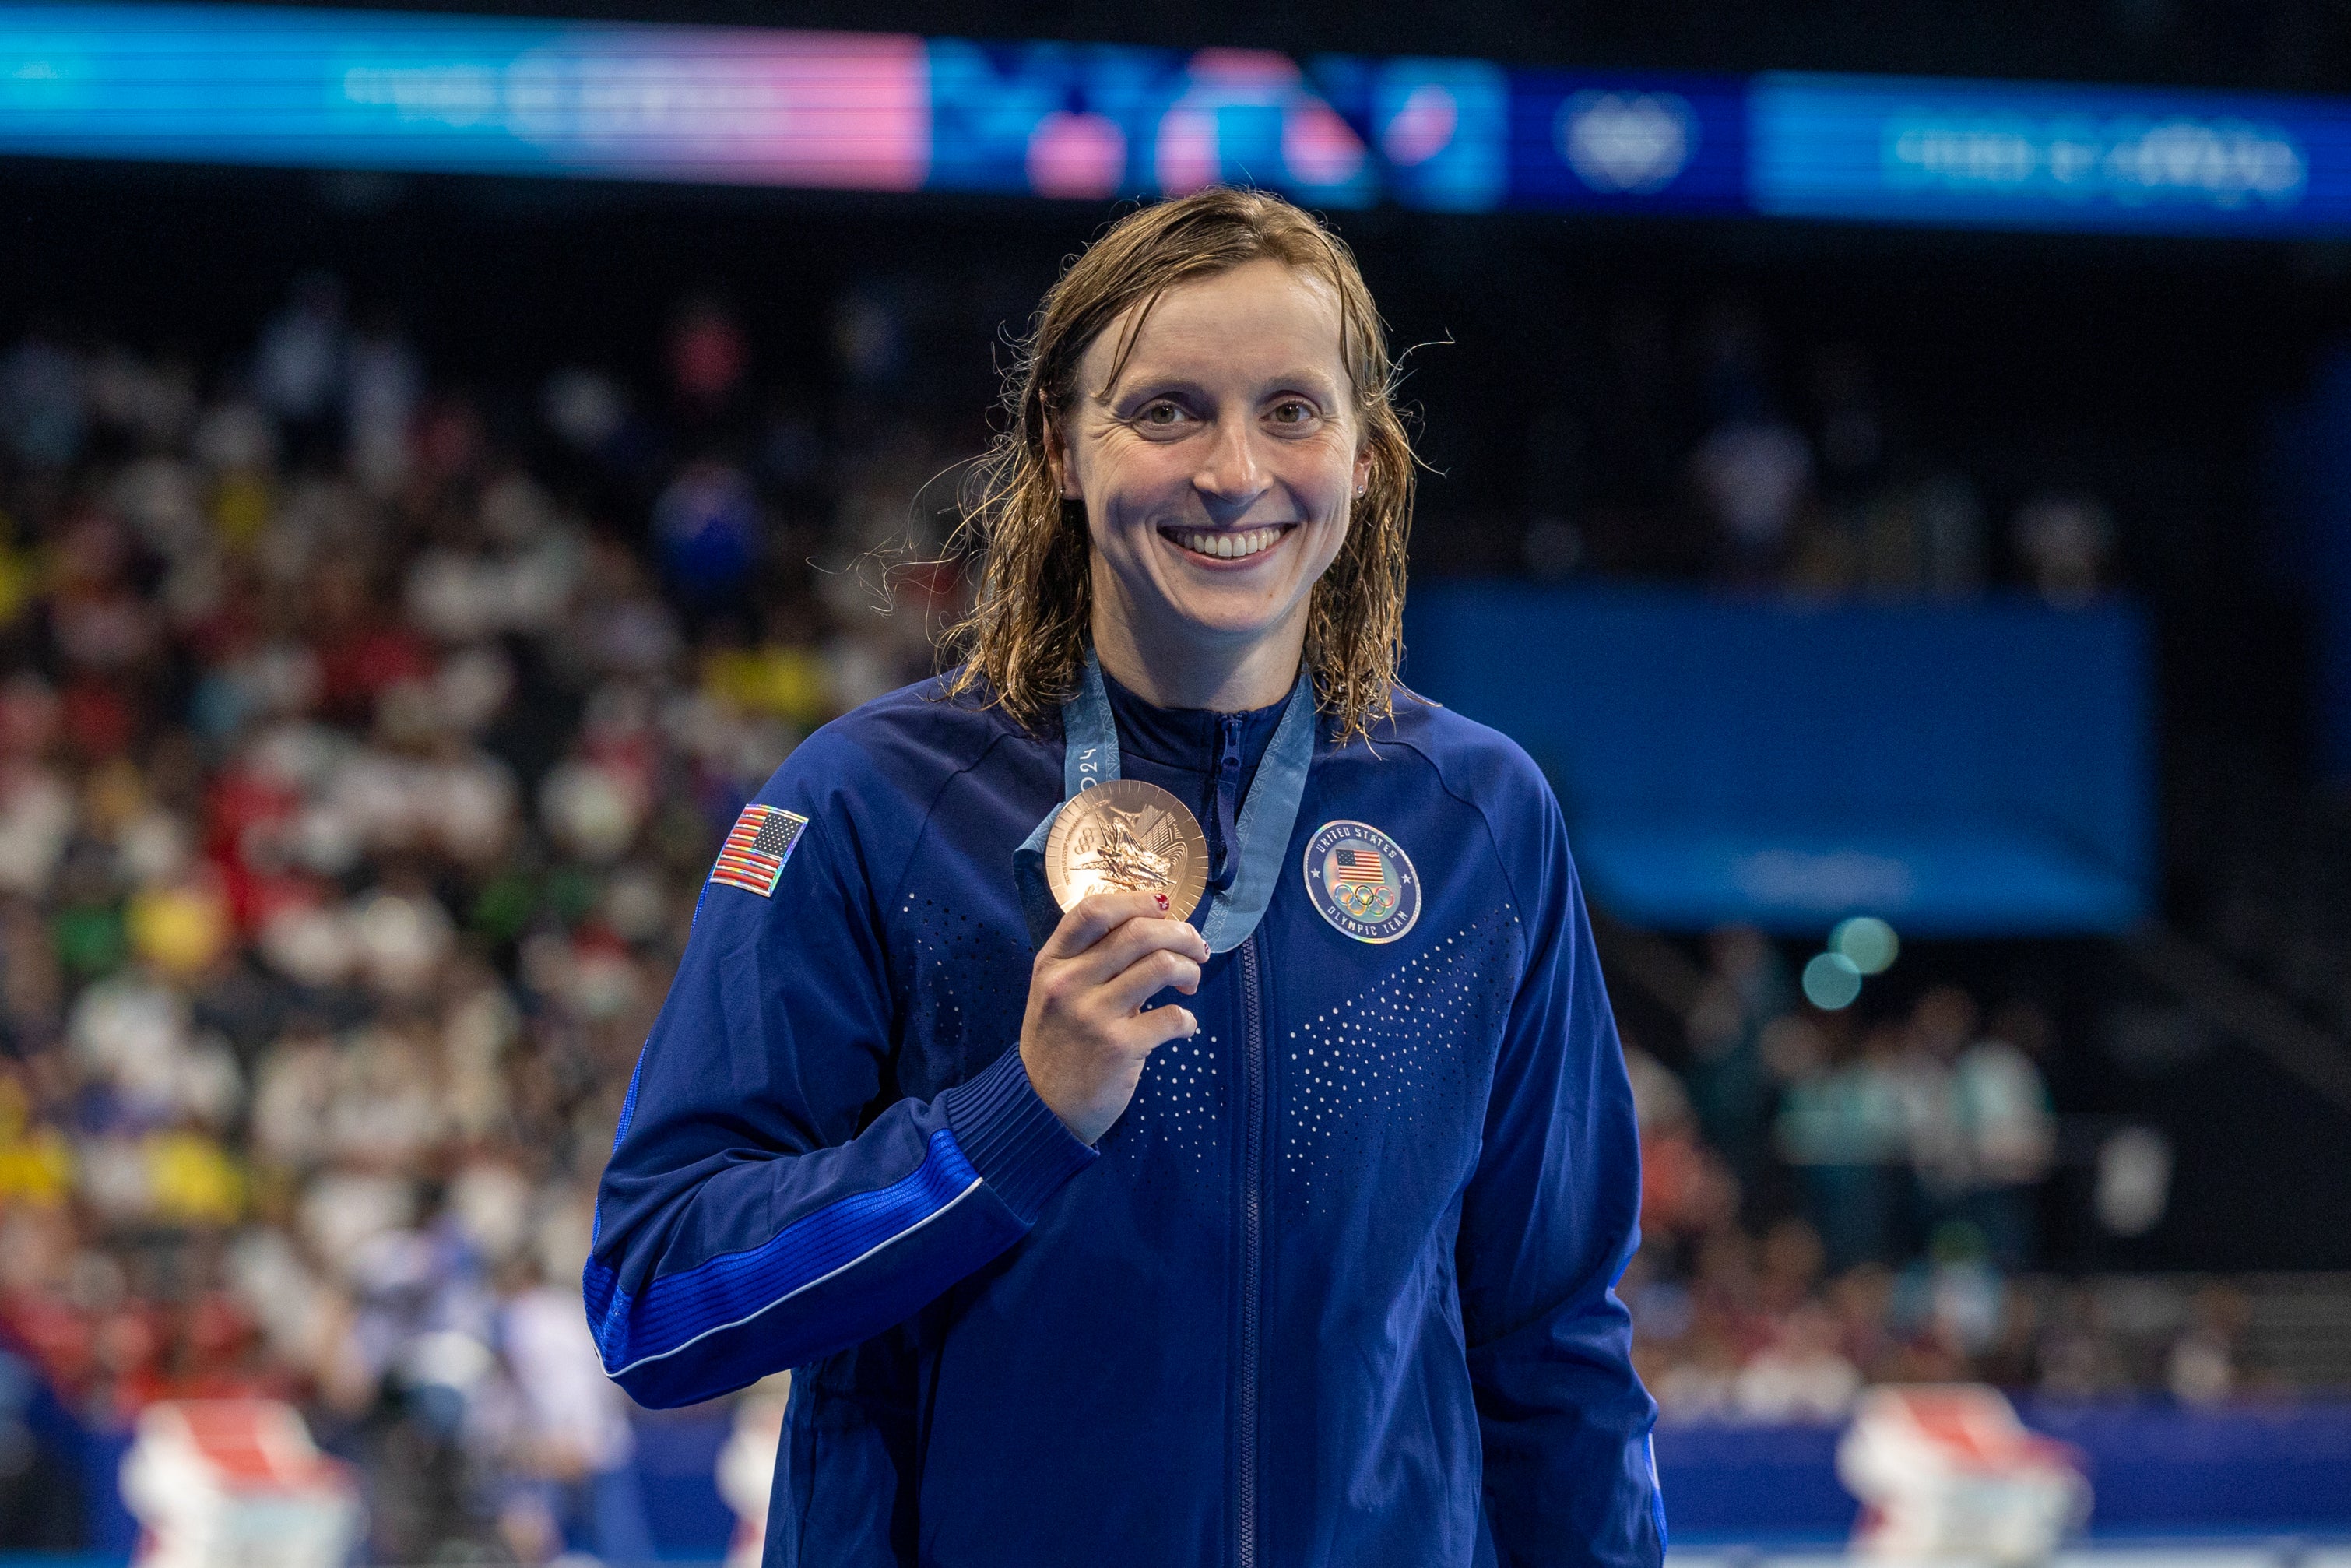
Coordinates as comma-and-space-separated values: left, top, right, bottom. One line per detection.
1506, 72, 1746, 213
814, 40, 1513, 209
1751, 72, 2351, 234
0, 5, 930, 186
4, 5, 2351, 238
1320, 54, 1509, 212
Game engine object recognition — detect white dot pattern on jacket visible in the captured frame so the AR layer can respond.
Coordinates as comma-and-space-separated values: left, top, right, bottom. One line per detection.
1281, 909, 1523, 1218
1132, 1025, 1221, 1181
897, 898, 1033, 1091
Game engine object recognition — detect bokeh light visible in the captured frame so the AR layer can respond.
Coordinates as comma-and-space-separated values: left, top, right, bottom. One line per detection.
1830, 915, 1900, 975
1801, 950, 1864, 1009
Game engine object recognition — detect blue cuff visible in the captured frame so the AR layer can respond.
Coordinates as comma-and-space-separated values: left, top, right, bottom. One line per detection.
939, 1046, 1098, 1225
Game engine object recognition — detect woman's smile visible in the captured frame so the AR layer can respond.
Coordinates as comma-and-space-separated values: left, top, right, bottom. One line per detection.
1159, 522, 1298, 565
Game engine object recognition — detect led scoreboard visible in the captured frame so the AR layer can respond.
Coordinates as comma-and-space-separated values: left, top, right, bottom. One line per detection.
4, 4, 2350, 237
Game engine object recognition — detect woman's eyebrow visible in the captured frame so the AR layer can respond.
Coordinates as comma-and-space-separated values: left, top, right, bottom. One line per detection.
1101, 367, 1342, 403
1260, 370, 1344, 394
1095, 373, 1207, 406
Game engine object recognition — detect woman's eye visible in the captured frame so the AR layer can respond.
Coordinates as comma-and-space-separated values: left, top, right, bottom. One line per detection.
1137, 403, 1186, 427
1269, 399, 1316, 426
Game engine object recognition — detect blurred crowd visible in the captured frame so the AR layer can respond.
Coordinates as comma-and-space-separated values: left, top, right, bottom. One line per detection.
1623, 930, 2268, 1425
0, 279, 943, 1560
1524, 299, 2118, 603
0, 272, 2252, 1558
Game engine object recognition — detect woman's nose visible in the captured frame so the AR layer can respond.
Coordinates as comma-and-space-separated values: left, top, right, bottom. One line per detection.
1192, 420, 1267, 515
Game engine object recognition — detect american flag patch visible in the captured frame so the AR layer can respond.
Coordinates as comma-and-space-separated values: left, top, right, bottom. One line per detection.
710, 804, 807, 898
1334, 847, 1386, 885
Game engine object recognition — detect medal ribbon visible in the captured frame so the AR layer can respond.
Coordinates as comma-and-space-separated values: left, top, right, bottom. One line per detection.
1014, 651, 1317, 955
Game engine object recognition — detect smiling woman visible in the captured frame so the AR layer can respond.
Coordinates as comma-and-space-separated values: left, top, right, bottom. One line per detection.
591, 186, 1661, 1568
944, 187, 1416, 737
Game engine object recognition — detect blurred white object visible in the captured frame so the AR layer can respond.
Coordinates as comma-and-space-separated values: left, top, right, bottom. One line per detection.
349, 889, 455, 997
1693, 418, 1812, 552
2094, 1126, 2173, 1236
501, 1284, 636, 1475
120, 1400, 362, 1568
718, 1374, 791, 1568
1837, 1385, 2089, 1566
1734, 1304, 1862, 1422
2010, 494, 2113, 606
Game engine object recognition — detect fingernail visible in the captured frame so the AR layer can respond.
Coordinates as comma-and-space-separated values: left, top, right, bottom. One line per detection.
1154, 893, 1169, 911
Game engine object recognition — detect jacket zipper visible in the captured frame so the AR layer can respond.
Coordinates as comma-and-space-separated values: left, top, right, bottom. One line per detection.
1235, 933, 1267, 1568
1209, 712, 1243, 893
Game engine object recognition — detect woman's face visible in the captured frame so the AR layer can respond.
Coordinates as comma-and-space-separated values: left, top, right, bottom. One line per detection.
1052, 258, 1371, 675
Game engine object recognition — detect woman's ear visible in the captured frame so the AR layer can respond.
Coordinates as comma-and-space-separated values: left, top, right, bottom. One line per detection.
1353, 448, 1374, 500
1045, 417, 1083, 502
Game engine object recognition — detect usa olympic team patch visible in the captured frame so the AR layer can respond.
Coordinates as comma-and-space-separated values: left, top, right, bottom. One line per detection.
710, 803, 808, 897
1303, 820, 1420, 944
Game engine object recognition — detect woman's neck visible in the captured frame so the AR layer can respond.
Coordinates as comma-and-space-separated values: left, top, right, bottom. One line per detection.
1089, 602, 1305, 713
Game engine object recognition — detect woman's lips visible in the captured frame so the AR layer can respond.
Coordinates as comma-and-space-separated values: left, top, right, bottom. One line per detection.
1161, 524, 1294, 562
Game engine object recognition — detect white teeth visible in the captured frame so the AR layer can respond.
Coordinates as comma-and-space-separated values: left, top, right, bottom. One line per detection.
1170, 526, 1283, 561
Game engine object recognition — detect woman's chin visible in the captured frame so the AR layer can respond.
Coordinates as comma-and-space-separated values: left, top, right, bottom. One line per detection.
1146, 591, 1298, 648
1097, 539, 1321, 658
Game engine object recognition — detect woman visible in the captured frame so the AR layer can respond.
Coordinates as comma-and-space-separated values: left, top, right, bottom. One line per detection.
588, 188, 1663, 1567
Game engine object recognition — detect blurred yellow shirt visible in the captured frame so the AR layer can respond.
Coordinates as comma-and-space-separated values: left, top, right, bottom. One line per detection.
0, 1126, 72, 1206
144, 1130, 245, 1225
705, 645, 831, 730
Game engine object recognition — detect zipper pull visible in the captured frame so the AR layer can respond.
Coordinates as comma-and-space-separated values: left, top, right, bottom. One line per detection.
1208, 713, 1243, 894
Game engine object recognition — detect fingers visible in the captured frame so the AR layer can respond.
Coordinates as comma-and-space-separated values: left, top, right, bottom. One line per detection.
1064, 909, 1210, 989
1100, 945, 1203, 1016
1036, 916, 1204, 1021
1043, 890, 1177, 958
1019, 892, 1207, 1144
1124, 1001, 1198, 1053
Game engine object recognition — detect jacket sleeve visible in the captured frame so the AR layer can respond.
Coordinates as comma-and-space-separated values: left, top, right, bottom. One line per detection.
1457, 779, 1664, 1567
584, 762, 1096, 1410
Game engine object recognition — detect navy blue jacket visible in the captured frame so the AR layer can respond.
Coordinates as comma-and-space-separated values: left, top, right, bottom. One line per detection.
587, 672, 1664, 1567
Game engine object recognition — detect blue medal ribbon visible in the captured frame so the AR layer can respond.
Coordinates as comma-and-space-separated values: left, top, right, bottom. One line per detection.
1014, 651, 1316, 955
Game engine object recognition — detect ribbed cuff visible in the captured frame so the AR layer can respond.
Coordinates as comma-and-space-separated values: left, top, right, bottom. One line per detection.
939, 1046, 1098, 1225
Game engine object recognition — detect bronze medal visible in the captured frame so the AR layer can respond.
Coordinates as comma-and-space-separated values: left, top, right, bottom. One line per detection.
1043, 779, 1210, 921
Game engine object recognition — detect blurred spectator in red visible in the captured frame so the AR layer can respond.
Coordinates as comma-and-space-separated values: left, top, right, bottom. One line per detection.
1626, 1042, 1738, 1257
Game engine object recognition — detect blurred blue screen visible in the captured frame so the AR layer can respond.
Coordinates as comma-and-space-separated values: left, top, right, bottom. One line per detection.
1403, 583, 2153, 936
